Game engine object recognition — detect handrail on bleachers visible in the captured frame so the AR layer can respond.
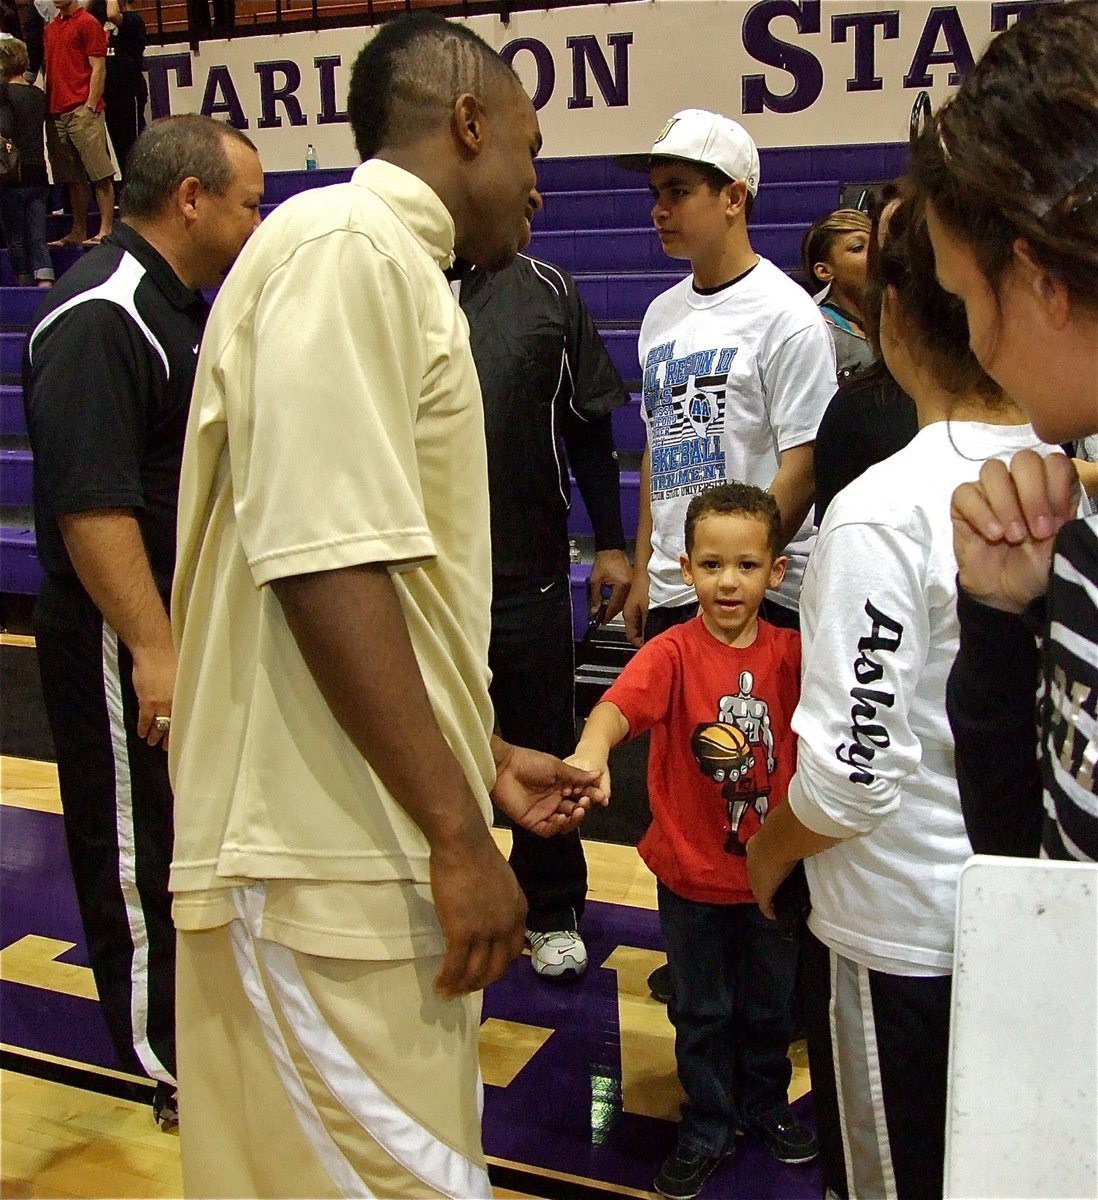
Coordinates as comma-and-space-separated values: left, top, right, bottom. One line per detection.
136, 0, 644, 47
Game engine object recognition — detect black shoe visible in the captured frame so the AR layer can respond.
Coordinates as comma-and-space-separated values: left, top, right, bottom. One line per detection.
648, 962, 673, 1004
750, 1109, 818, 1164
152, 1081, 178, 1129
653, 1142, 729, 1200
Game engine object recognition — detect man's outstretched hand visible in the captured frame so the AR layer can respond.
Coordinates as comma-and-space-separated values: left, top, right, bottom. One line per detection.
490, 737, 608, 837
430, 740, 607, 999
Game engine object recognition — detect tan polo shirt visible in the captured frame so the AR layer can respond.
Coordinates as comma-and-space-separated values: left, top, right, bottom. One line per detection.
169, 160, 495, 958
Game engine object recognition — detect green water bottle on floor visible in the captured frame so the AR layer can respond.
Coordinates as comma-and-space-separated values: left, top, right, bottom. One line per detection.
305, 144, 318, 171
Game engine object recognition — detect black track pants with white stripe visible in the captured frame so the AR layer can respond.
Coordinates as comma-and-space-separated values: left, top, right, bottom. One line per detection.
800, 929, 951, 1200
35, 603, 176, 1085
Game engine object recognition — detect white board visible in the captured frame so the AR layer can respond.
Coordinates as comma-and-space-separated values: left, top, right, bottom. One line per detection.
946, 855, 1098, 1199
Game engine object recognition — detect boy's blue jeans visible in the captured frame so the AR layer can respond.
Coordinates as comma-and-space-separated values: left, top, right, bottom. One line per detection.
657, 881, 798, 1157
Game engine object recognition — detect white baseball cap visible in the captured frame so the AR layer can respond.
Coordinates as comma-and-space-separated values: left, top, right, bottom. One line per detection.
617, 109, 761, 197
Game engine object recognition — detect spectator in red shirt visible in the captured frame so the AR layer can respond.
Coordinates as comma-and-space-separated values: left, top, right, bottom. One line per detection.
43, 0, 114, 246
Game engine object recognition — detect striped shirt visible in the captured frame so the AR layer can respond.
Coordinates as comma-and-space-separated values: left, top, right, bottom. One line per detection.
1038, 513, 1098, 860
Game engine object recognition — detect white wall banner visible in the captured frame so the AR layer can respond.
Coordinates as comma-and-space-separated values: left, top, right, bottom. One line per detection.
143, 0, 1058, 171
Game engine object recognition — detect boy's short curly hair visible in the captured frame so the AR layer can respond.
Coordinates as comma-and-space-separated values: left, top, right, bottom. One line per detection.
683, 482, 782, 557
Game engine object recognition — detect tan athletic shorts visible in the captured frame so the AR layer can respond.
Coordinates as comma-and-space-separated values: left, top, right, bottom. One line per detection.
46, 106, 115, 185
176, 894, 490, 1199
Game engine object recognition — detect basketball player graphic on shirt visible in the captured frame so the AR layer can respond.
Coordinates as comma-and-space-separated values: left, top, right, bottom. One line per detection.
690, 673, 776, 855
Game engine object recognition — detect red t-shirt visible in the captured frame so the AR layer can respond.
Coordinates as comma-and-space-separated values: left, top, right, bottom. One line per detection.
602, 616, 801, 904
44, 8, 108, 114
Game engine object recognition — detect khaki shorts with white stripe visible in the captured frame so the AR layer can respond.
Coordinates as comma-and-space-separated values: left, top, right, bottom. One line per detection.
176, 915, 489, 1199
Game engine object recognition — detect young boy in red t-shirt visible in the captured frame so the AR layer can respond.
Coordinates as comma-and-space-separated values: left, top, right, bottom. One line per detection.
571, 482, 816, 1200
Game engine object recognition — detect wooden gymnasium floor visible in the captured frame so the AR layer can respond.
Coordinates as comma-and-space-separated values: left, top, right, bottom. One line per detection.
1, 632, 818, 1200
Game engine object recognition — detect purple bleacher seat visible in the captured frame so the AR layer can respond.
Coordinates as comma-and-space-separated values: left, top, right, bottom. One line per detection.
0, 287, 48, 329
538, 179, 843, 234
253, 166, 354, 207
569, 561, 591, 642
535, 156, 643, 193
600, 328, 640, 384
0, 526, 44, 594
0, 385, 26, 437
532, 145, 905, 194
574, 271, 682, 322
538, 188, 651, 232
611, 400, 645, 455
529, 223, 808, 274
2, 243, 81, 288
1, 331, 25, 378
755, 180, 843, 223
756, 143, 905, 184
529, 228, 660, 274
0, 449, 32, 507
568, 469, 639, 539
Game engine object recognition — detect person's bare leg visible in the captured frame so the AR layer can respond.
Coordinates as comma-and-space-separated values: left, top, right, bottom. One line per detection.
66, 181, 89, 243
93, 176, 115, 240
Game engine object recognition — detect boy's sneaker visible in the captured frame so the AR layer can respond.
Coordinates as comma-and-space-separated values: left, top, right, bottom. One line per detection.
526, 928, 588, 980
647, 962, 673, 1004
749, 1110, 818, 1164
653, 1142, 730, 1200
152, 1082, 179, 1130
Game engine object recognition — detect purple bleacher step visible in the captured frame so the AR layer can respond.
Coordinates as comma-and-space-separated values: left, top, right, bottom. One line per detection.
0, 525, 43, 595
568, 469, 639, 540
258, 166, 354, 206
571, 271, 682, 323
1, 384, 26, 437
1, 448, 32, 507
568, 561, 602, 643
540, 179, 842, 232
1, 243, 81, 288
1, 330, 25, 377
599, 328, 640, 384
611, 399, 645, 455
0, 286, 49, 330
530, 144, 907, 193
529, 223, 807, 273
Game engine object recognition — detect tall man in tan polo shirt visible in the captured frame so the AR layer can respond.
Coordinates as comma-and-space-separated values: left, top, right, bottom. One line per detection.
169, 14, 601, 1198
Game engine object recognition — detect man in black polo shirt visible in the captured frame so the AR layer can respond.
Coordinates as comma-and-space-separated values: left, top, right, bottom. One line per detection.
23, 113, 262, 1125
456, 252, 631, 980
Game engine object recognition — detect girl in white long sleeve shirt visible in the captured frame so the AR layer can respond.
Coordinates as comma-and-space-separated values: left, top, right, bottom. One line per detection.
747, 191, 1066, 1200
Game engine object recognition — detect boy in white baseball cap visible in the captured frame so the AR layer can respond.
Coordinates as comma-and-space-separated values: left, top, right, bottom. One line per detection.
623, 107, 762, 198
618, 107, 835, 1198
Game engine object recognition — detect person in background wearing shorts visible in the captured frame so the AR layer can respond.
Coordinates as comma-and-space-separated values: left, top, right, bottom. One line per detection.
43, 0, 114, 247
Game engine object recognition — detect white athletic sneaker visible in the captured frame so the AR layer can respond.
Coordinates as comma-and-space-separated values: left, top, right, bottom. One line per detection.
526, 928, 588, 980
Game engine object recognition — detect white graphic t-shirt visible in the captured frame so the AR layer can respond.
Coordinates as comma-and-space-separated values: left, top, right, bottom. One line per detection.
638, 257, 836, 611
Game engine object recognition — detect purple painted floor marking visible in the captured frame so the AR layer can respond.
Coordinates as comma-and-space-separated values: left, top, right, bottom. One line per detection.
1, 804, 121, 1069
2, 805, 821, 1197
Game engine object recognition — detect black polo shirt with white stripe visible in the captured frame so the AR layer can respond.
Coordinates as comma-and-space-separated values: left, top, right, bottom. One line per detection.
23, 222, 209, 603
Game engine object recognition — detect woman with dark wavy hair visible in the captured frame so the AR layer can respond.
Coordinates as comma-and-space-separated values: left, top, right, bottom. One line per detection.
910, 0, 1098, 863
747, 185, 1068, 1200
